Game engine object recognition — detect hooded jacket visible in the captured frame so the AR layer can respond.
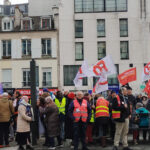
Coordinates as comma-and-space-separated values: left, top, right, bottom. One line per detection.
0, 97, 14, 122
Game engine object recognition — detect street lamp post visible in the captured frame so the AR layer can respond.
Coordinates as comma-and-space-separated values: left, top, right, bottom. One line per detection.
30, 59, 39, 145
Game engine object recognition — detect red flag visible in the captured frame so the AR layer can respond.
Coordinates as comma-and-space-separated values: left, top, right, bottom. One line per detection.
118, 68, 136, 85
144, 80, 150, 94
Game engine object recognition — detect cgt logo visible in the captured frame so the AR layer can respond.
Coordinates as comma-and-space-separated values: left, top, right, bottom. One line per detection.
93, 60, 108, 76
144, 63, 150, 75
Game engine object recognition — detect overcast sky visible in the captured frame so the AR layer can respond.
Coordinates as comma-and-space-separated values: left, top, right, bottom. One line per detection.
0, 0, 28, 4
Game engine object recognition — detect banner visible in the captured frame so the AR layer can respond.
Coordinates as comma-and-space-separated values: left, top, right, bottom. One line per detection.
73, 61, 89, 87
144, 80, 150, 94
118, 68, 136, 85
142, 62, 150, 82
89, 55, 116, 77
93, 75, 108, 94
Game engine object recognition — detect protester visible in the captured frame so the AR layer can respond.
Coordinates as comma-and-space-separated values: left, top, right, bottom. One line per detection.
133, 103, 149, 144
127, 87, 136, 111
109, 91, 117, 140
38, 96, 49, 146
84, 93, 95, 145
112, 87, 132, 150
0, 93, 14, 148
65, 92, 75, 148
95, 96, 109, 147
44, 96, 62, 149
69, 91, 91, 150
54, 91, 66, 142
16, 96, 34, 150
142, 95, 148, 108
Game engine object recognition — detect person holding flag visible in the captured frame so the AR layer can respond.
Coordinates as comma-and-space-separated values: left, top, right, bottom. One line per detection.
112, 87, 132, 150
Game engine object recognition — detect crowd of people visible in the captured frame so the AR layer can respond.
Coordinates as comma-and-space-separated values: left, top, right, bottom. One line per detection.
0, 86, 150, 150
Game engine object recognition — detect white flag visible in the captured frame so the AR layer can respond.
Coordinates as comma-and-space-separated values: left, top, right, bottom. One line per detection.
89, 55, 116, 77
93, 75, 108, 94
73, 61, 89, 87
142, 62, 150, 82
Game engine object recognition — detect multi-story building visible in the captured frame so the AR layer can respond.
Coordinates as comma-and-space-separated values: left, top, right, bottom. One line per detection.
0, 0, 58, 93
58, 0, 150, 93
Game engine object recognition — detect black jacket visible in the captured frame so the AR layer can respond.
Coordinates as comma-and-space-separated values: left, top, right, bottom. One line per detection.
112, 94, 131, 122
128, 94, 136, 110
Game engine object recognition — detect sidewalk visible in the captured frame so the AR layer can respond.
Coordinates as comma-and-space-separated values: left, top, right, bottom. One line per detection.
2, 136, 150, 150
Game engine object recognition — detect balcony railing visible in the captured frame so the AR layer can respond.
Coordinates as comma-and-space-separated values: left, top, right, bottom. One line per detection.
42, 81, 52, 87
2, 82, 12, 88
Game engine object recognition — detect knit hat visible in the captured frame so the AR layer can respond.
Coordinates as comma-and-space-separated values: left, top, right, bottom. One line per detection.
68, 92, 75, 100
136, 102, 143, 109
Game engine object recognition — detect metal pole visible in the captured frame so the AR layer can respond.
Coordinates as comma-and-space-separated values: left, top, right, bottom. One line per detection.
30, 59, 38, 145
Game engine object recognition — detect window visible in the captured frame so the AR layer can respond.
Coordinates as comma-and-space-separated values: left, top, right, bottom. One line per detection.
2, 69, 12, 88
75, 0, 82, 12
74, 0, 127, 13
98, 42, 106, 60
64, 65, 88, 86
75, 42, 84, 60
22, 39, 31, 56
23, 20, 30, 30
94, 0, 104, 12
75, 20, 83, 38
120, 19, 128, 37
120, 41, 129, 59
97, 19, 105, 37
22, 69, 30, 87
108, 64, 119, 84
42, 18, 50, 29
116, 0, 127, 11
42, 68, 52, 87
83, 0, 93, 12
42, 39, 51, 56
3, 22, 10, 30
2, 40, 11, 57
106, 0, 116, 11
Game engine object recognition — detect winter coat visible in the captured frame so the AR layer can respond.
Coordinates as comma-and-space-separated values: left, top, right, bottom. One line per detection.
65, 97, 74, 139
136, 107, 149, 127
17, 100, 32, 133
0, 97, 14, 122
44, 103, 60, 137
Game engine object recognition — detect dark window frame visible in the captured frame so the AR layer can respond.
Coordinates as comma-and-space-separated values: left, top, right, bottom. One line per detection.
63, 65, 88, 86
97, 41, 106, 60
74, 0, 128, 13
120, 18, 128, 37
75, 42, 84, 61
97, 19, 106, 37
120, 41, 129, 60
75, 20, 83, 38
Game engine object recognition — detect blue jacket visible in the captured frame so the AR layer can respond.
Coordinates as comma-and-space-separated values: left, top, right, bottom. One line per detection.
136, 107, 149, 127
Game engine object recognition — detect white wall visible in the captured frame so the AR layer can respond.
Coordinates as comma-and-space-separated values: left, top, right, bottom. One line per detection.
59, 0, 150, 93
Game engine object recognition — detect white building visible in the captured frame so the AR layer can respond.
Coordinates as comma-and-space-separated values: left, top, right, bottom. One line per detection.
0, 2, 58, 92
58, 0, 150, 93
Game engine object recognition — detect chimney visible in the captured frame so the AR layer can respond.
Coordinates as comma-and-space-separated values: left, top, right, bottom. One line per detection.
14, 6, 23, 28
4, 0, 11, 5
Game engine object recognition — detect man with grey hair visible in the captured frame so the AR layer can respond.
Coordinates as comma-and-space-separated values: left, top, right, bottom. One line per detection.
112, 87, 132, 150
69, 91, 91, 150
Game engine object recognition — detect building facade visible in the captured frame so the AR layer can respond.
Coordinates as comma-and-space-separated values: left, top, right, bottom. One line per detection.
0, 1, 58, 92
58, 0, 150, 93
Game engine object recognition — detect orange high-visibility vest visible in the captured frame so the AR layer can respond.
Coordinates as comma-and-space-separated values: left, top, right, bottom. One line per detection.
73, 99, 88, 122
95, 98, 109, 118
112, 95, 121, 119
